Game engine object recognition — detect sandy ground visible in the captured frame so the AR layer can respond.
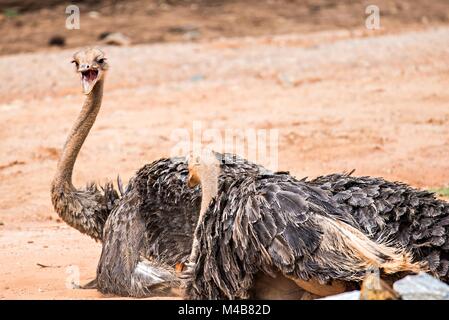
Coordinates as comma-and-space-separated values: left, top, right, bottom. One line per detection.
1, 25, 449, 299
2, 0, 449, 56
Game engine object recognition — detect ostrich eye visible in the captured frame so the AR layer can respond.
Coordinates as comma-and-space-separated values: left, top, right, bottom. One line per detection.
97, 58, 105, 64
71, 60, 79, 67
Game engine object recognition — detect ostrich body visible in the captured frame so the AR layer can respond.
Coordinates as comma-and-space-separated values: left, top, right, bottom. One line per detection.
51, 48, 267, 297
184, 151, 422, 299
96, 153, 266, 296
310, 174, 449, 282
52, 48, 449, 298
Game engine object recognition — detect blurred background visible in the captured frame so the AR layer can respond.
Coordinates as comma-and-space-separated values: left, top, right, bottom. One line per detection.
1, 0, 449, 55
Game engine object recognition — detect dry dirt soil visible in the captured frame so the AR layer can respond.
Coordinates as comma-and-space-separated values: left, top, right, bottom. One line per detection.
2, 0, 449, 55
1, 1, 449, 300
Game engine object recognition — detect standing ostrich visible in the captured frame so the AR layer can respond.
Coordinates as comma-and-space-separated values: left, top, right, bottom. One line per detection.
52, 48, 449, 298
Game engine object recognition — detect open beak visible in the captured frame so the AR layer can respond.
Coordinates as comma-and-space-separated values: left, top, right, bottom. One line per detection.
187, 173, 200, 188
79, 66, 100, 94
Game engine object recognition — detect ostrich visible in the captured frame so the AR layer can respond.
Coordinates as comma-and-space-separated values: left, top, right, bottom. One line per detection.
52, 48, 448, 298
51, 48, 269, 297
309, 174, 449, 281
183, 151, 423, 299
51, 48, 118, 242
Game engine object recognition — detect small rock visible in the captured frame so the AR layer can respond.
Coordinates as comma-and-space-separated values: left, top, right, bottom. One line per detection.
277, 73, 296, 87
48, 35, 65, 47
14, 19, 23, 27
88, 11, 100, 19
27, 240, 33, 244
318, 290, 360, 300
0, 222, 4, 226
168, 25, 199, 34
67, 281, 79, 289
159, 3, 171, 11
100, 32, 130, 46
393, 273, 449, 300
183, 30, 201, 41
190, 74, 205, 82
98, 31, 110, 40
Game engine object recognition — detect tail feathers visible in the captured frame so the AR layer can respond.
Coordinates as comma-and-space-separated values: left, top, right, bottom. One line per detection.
79, 278, 98, 289
134, 260, 178, 284
130, 258, 182, 297
317, 215, 426, 276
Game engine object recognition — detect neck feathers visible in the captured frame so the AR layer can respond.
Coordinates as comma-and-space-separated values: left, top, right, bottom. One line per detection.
199, 160, 220, 216
51, 80, 110, 241
188, 154, 221, 263
53, 80, 104, 189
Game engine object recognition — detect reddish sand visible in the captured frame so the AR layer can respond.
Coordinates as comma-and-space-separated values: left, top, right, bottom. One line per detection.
1, 25, 449, 299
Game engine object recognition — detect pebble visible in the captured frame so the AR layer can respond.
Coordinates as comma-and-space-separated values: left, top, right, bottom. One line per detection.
88, 11, 100, 19
393, 273, 449, 300
320, 273, 449, 300
319, 290, 360, 300
48, 35, 65, 47
100, 32, 131, 46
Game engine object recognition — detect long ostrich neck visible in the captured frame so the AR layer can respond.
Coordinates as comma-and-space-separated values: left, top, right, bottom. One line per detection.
189, 162, 220, 263
199, 166, 219, 217
54, 80, 104, 187
51, 80, 111, 241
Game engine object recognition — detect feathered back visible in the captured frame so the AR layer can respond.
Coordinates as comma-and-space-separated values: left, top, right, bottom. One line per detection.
187, 172, 422, 299
96, 154, 266, 297
311, 174, 449, 281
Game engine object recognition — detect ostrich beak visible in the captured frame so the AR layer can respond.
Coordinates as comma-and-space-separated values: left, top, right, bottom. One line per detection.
79, 65, 100, 94
187, 173, 200, 188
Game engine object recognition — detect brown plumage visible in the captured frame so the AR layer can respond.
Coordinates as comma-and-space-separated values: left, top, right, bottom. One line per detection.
51, 48, 118, 242
51, 49, 268, 297
52, 48, 448, 299
310, 173, 449, 283
184, 151, 423, 299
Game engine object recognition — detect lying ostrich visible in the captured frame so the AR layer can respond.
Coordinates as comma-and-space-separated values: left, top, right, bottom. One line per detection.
51, 48, 270, 297
51, 48, 448, 298
309, 174, 449, 281
183, 151, 422, 299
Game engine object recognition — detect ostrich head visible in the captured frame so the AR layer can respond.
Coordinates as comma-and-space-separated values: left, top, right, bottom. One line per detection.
187, 150, 220, 188
72, 48, 109, 94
